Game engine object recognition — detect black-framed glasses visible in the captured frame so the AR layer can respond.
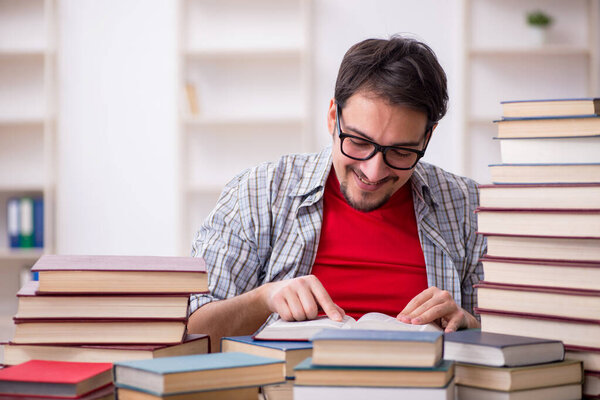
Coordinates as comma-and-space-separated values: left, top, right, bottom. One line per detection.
336, 104, 433, 170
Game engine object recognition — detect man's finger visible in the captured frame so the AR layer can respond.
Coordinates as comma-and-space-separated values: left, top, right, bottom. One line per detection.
309, 278, 344, 321
398, 287, 436, 317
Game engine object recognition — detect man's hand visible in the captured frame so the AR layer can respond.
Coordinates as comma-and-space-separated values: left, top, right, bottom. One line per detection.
396, 286, 480, 332
259, 275, 345, 322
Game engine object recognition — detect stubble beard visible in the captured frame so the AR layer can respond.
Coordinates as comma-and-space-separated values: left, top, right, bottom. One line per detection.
339, 180, 395, 213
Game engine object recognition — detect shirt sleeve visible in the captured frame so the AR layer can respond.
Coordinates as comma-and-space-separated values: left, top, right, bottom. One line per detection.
460, 179, 487, 319
188, 170, 264, 316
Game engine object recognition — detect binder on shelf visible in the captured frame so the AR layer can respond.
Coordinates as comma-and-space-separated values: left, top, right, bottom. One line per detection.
19, 197, 34, 248
33, 198, 43, 248
7, 197, 20, 248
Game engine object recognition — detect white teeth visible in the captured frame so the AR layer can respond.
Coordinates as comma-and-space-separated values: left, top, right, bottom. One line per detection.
358, 175, 376, 185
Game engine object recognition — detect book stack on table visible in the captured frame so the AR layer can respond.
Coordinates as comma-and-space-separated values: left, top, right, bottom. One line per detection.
476, 98, 600, 398
444, 330, 582, 399
113, 352, 286, 399
1, 255, 210, 365
293, 329, 453, 400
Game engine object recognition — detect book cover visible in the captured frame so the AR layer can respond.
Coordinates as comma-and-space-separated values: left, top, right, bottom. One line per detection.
456, 383, 582, 400
311, 328, 442, 343
294, 357, 454, 388
494, 115, 600, 138
0, 384, 114, 400
0, 360, 112, 397
294, 380, 455, 400
488, 163, 600, 185
444, 329, 564, 367
496, 135, 600, 164
478, 183, 600, 209
482, 234, 600, 262
113, 352, 285, 395
501, 97, 600, 118
31, 254, 206, 272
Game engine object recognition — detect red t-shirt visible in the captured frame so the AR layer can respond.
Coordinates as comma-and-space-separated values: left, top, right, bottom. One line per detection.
311, 171, 428, 319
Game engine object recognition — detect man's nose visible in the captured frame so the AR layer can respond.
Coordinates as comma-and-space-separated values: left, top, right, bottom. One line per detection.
359, 151, 389, 182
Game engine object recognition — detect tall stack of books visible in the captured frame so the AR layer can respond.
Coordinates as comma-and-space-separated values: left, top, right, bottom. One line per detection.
1, 254, 210, 365
444, 330, 582, 399
293, 329, 453, 400
475, 98, 600, 398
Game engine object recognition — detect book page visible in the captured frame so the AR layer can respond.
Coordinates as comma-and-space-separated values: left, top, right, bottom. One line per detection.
355, 312, 442, 332
254, 315, 357, 340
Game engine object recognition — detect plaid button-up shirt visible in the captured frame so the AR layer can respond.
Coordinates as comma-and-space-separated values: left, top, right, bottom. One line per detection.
190, 147, 486, 318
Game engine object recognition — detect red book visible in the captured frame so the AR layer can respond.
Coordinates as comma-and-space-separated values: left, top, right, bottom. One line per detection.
31, 255, 207, 294
0, 360, 112, 398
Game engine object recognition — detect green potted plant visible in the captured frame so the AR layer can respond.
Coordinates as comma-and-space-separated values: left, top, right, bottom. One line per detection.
526, 10, 553, 45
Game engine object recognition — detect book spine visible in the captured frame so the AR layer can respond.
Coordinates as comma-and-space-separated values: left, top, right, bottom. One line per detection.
7, 197, 20, 248
33, 197, 44, 248
19, 197, 34, 248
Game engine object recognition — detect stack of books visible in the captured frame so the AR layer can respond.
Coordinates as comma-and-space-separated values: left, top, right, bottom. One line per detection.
0, 360, 114, 400
475, 97, 600, 398
292, 329, 453, 399
1, 254, 210, 365
113, 352, 286, 399
444, 330, 583, 399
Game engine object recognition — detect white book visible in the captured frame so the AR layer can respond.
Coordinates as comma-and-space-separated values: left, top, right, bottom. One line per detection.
456, 383, 582, 400
294, 380, 454, 400
498, 135, 600, 164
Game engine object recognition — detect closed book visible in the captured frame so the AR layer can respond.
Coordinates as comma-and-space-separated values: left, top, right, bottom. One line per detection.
31, 255, 207, 294
501, 98, 600, 118
293, 380, 455, 400
293, 357, 454, 388
443, 330, 563, 367
7, 198, 20, 248
0, 360, 112, 398
475, 281, 600, 320
310, 329, 443, 368
113, 352, 285, 395
2, 334, 209, 366
221, 335, 312, 378
0, 384, 114, 400
585, 370, 600, 398
12, 318, 186, 345
566, 346, 600, 371
15, 281, 190, 320
454, 359, 582, 391
482, 234, 600, 262
476, 308, 600, 349
33, 197, 43, 248
456, 383, 582, 400
495, 115, 600, 138
489, 163, 600, 184
479, 183, 600, 209
18, 198, 34, 248
497, 135, 600, 164
117, 386, 258, 400
475, 207, 600, 238
253, 312, 440, 341
481, 256, 600, 290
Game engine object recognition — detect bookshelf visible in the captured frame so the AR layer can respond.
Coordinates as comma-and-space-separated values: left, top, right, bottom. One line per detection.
177, 0, 312, 255
0, 0, 56, 340
461, 0, 599, 184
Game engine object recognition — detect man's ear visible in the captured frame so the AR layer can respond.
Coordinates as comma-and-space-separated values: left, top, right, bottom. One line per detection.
326, 98, 337, 136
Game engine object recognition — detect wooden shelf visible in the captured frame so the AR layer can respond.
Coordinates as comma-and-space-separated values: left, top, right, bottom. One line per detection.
0, 117, 46, 126
0, 248, 44, 261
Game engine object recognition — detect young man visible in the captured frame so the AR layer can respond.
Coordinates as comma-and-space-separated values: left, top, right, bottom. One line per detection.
188, 36, 485, 349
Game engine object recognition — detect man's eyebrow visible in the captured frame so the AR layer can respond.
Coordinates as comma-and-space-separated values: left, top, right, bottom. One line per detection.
344, 124, 423, 147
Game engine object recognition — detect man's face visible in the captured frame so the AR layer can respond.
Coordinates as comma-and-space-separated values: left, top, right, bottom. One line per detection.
327, 92, 433, 212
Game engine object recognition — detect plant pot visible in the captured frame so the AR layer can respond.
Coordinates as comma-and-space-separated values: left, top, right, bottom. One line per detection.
528, 26, 549, 46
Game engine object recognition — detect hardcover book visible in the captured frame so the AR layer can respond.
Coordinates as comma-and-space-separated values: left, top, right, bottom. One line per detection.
454, 359, 582, 391
476, 308, 600, 349
293, 357, 454, 388
488, 163, 600, 185
501, 98, 600, 118
479, 183, 600, 209
475, 281, 600, 320
310, 329, 443, 367
31, 254, 207, 294
293, 380, 455, 400
565, 346, 600, 371
0, 385, 114, 400
456, 383, 582, 400
494, 115, 600, 138
443, 329, 564, 367
475, 207, 600, 238
116, 386, 259, 400
253, 312, 440, 341
497, 135, 600, 164
221, 335, 312, 378
2, 334, 209, 366
113, 352, 285, 395
482, 234, 600, 262
481, 256, 600, 290
15, 281, 190, 320
0, 360, 112, 398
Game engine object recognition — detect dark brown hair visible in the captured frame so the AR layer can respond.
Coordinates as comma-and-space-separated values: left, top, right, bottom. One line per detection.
334, 35, 448, 124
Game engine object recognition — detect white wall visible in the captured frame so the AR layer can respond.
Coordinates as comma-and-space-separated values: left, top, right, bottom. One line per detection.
55, 1, 464, 256
56, 0, 179, 256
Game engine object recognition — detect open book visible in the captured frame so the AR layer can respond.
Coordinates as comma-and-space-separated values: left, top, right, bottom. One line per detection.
254, 312, 441, 341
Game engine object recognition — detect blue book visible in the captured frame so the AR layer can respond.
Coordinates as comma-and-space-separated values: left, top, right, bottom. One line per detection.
7, 197, 20, 248
113, 352, 285, 396
221, 335, 312, 378
33, 198, 44, 248
310, 329, 443, 368
294, 357, 454, 388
